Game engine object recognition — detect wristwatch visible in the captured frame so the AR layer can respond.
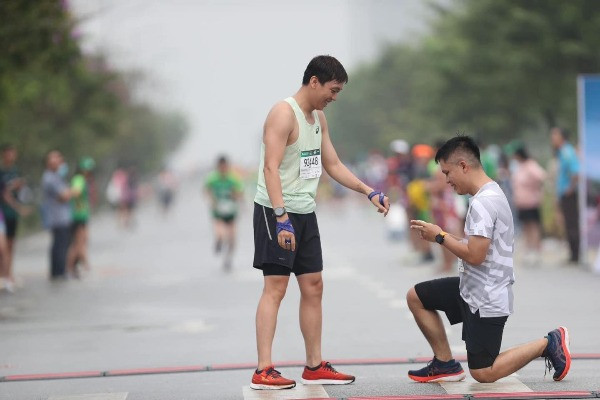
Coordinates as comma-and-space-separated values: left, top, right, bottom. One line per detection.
435, 231, 447, 245
273, 207, 287, 218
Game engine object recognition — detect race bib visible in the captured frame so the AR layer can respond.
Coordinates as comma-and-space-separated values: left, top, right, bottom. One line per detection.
216, 199, 237, 216
300, 149, 322, 179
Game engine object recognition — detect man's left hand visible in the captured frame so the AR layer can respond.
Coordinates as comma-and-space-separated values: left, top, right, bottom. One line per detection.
368, 191, 390, 216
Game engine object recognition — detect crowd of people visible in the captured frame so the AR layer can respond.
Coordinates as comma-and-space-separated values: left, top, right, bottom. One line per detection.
348, 127, 582, 271
0, 147, 97, 291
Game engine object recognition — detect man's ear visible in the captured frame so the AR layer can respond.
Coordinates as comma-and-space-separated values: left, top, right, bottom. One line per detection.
459, 160, 469, 173
310, 76, 319, 88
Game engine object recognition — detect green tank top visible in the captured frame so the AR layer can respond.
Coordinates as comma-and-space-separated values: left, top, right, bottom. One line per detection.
254, 97, 322, 214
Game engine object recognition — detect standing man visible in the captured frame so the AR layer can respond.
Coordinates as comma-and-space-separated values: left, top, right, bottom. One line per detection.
550, 127, 580, 264
0, 144, 30, 290
251, 55, 389, 390
408, 136, 570, 383
42, 150, 73, 279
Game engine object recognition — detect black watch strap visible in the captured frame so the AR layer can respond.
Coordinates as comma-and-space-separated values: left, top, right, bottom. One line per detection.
435, 231, 447, 244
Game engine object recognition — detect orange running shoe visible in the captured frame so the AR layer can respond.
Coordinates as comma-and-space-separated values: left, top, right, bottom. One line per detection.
250, 365, 296, 390
301, 361, 355, 385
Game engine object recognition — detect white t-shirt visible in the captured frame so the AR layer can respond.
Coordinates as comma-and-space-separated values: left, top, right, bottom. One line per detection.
459, 181, 515, 317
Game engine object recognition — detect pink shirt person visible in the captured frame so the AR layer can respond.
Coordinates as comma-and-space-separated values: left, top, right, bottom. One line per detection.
512, 153, 546, 210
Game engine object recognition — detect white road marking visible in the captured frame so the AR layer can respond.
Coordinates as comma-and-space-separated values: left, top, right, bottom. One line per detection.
48, 394, 128, 400
242, 384, 328, 399
440, 374, 532, 394
171, 319, 214, 333
388, 299, 407, 309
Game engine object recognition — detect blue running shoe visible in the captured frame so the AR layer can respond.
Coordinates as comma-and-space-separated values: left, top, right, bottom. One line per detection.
543, 326, 571, 381
408, 357, 466, 382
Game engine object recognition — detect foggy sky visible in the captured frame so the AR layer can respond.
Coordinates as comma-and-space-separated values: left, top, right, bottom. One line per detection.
70, 0, 440, 171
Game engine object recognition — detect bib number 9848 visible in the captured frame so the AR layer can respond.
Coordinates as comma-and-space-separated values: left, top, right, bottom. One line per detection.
300, 149, 322, 179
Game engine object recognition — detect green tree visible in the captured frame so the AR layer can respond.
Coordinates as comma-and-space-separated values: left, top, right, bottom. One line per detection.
0, 0, 188, 181
327, 0, 600, 160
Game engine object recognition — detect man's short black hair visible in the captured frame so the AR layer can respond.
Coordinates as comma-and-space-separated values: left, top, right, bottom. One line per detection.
217, 155, 228, 165
514, 147, 529, 160
302, 55, 348, 85
435, 135, 481, 166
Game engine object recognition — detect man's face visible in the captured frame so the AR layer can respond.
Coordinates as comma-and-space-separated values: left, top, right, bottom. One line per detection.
217, 161, 228, 175
439, 158, 468, 195
311, 78, 344, 110
550, 129, 563, 150
47, 151, 63, 171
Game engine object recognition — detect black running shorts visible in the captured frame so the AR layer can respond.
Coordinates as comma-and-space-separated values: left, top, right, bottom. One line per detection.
414, 277, 508, 370
253, 203, 323, 276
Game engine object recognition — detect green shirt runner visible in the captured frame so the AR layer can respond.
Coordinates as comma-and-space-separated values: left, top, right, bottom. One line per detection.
71, 174, 90, 222
204, 171, 243, 219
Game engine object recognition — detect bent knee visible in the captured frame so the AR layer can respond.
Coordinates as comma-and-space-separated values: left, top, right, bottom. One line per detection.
406, 287, 422, 310
470, 369, 498, 383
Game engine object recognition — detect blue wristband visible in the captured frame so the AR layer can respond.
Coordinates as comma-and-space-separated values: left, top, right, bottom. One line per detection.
276, 219, 295, 235
367, 190, 386, 206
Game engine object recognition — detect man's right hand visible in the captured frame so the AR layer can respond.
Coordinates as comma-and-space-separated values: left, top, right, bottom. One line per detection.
276, 218, 296, 251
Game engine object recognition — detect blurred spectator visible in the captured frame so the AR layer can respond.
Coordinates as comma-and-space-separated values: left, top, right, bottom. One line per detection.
429, 140, 465, 272
551, 127, 580, 263
407, 144, 435, 262
364, 150, 388, 191
0, 206, 9, 291
41, 150, 73, 279
107, 165, 138, 229
478, 139, 499, 181
0, 144, 31, 290
511, 147, 546, 265
66, 157, 95, 278
386, 139, 413, 205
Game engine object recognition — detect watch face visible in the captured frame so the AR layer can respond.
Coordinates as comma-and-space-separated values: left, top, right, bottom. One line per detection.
274, 207, 285, 217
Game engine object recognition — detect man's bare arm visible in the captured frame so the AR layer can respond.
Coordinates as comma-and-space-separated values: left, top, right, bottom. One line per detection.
263, 102, 295, 215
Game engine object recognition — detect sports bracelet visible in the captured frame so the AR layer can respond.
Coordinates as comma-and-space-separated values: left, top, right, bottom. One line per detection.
276, 219, 295, 235
367, 190, 386, 206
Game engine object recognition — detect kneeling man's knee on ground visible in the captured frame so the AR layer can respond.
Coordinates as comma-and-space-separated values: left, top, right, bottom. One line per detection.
470, 367, 498, 383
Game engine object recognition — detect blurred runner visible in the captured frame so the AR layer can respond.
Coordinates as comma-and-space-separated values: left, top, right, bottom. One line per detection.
156, 167, 178, 215
204, 155, 243, 272
66, 157, 95, 278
